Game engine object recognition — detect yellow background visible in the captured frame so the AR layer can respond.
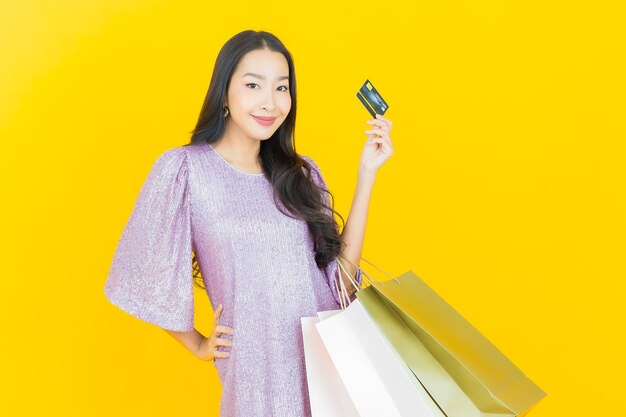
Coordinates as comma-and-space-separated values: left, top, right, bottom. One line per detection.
1, 0, 624, 415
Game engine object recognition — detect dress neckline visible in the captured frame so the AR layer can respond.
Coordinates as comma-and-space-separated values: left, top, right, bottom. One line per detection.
206, 142, 265, 177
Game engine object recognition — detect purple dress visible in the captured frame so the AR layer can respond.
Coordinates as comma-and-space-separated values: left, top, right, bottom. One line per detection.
104, 142, 362, 417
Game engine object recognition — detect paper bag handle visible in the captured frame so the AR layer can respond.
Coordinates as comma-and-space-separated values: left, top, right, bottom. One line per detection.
334, 254, 401, 308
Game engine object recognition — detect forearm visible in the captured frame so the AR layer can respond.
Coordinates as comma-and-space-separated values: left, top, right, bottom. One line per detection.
163, 328, 206, 357
338, 171, 376, 293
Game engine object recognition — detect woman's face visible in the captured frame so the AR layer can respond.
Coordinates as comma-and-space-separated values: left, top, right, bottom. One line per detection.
224, 48, 292, 142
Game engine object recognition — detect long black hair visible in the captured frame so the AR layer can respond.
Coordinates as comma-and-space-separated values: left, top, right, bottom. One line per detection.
184, 30, 345, 289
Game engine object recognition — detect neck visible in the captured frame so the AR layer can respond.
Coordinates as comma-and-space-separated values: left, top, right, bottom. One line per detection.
214, 124, 262, 169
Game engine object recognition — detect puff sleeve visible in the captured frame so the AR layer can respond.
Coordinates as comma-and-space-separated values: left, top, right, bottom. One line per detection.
302, 155, 363, 305
104, 147, 195, 332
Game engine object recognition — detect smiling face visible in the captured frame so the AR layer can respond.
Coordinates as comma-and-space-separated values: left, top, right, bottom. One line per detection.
223, 48, 292, 143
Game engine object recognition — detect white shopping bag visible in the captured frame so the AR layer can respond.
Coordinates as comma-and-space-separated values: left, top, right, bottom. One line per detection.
301, 312, 360, 417
314, 299, 445, 417
301, 256, 442, 417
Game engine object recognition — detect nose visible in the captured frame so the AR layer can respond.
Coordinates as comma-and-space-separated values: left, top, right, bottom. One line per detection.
260, 90, 276, 113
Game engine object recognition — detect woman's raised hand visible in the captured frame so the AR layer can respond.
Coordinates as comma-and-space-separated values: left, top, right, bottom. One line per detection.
196, 303, 234, 362
360, 113, 394, 176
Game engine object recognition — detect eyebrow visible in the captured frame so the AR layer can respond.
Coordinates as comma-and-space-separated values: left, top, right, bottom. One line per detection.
242, 72, 289, 81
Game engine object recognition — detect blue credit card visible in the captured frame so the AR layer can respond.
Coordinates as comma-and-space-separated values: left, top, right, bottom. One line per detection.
356, 79, 389, 117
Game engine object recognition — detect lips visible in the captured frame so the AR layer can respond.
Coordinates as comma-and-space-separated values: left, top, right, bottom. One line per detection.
252, 115, 277, 126
252, 115, 276, 121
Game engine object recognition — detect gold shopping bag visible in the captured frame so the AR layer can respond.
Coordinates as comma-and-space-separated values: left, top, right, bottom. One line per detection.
336, 256, 547, 417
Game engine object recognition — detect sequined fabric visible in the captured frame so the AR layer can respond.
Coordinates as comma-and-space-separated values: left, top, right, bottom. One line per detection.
104, 142, 362, 417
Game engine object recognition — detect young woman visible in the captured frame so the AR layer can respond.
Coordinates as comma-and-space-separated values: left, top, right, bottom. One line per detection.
104, 29, 394, 417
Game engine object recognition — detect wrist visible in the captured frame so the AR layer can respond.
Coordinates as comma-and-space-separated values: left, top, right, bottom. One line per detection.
195, 336, 209, 361
357, 170, 376, 185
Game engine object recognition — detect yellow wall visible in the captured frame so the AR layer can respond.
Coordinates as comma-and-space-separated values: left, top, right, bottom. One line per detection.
1, 1, 624, 415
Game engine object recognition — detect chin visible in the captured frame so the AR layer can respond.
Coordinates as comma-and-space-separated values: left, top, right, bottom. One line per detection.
262, 133, 278, 140
249, 127, 281, 140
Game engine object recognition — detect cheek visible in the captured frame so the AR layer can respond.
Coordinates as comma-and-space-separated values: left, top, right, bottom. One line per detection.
229, 86, 255, 109
279, 95, 292, 113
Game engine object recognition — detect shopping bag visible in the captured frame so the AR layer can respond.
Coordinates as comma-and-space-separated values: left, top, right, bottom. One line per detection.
301, 312, 360, 417
342, 256, 547, 417
301, 259, 444, 417
314, 298, 446, 417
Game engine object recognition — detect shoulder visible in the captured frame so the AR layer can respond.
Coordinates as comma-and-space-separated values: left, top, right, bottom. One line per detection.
147, 146, 191, 182
298, 153, 328, 187
299, 154, 322, 175
157, 142, 212, 168
155, 145, 189, 164
154, 142, 214, 170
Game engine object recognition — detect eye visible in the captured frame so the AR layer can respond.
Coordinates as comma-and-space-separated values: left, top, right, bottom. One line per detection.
277, 85, 289, 92
246, 83, 259, 89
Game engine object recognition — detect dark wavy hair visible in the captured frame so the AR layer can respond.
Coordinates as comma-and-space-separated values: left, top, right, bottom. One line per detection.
183, 30, 345, 289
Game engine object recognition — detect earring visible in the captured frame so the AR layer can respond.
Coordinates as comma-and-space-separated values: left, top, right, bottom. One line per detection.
223, 106, 229, 117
